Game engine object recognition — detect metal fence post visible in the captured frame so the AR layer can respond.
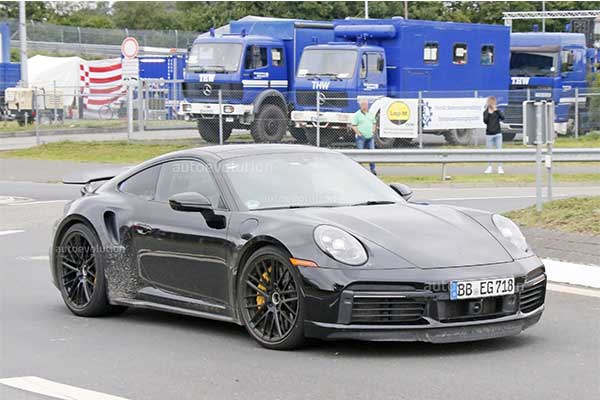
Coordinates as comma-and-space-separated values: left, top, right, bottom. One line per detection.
474, 90, 479, 146
218, 89, 223, 145
535, 102, 543, 212
137, 79, 144, 132
53, 80, 57, 124
34, 88, 40, 146
316, 91, 321, 147
127, 84, 133, 143
527, 87, 531, 101
418, 91, 423, 149
574, 87, 579, 139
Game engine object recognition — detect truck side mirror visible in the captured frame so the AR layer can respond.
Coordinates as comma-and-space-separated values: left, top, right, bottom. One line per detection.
377, 57, 385, 72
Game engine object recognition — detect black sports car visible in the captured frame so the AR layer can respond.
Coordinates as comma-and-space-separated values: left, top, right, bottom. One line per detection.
51, 144, 546, 350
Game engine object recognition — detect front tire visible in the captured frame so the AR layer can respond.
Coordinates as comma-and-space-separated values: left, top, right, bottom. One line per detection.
289, 126, 308, 143
56, 223, 126, 317
198, 119, 232, 143
251, 104, 287, 143
444, 129, 473, 145
237, 246, 305, 350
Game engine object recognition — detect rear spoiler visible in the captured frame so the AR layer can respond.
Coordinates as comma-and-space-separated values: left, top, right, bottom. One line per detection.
62, 166, 132, 195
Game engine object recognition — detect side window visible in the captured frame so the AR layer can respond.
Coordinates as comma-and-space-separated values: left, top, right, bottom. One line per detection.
359, 54, 367, 79
154, 160, 224, 209
561, 50, 576, 72
119, 165, 161, 201
271, 48, 284, 67
481, 45, 494, 65
367, 53, 384, 74
244, 45, 268, 70
424, 42, 439, 64
453, 43, 468, 65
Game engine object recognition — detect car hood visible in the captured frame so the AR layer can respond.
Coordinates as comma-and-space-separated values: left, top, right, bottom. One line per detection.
288, 203, 513, 269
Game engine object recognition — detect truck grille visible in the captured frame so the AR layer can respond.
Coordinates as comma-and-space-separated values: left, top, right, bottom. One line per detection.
519, 272, 546, 314
350, 295, 427, 324
296, 90, 348, 108
182, 82, 243, 101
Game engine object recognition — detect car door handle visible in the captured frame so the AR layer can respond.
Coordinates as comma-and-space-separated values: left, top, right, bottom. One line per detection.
133, 223, 153, 236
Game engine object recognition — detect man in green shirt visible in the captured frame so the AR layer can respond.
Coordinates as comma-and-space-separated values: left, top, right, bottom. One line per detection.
351, 98, 377, 174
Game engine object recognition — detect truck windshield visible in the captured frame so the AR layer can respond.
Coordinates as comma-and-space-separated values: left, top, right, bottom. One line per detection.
187, 43, 242, 73
510, 52, 557, 77
297, 49, 357, 78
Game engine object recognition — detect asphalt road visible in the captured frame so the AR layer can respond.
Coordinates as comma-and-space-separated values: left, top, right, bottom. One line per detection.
1, 182, 599, 400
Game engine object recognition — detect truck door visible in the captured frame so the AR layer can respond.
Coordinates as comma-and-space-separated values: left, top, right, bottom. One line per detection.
268, 47, 287, 92
242, 45, 270, 99
358, 52, 386, 98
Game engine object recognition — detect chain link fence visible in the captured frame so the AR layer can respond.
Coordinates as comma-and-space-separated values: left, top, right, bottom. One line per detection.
6, 19, 198, 49
2, 82, 600, 147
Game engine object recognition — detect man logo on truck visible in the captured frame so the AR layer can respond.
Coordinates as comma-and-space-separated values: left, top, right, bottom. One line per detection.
387, 101, 410, 126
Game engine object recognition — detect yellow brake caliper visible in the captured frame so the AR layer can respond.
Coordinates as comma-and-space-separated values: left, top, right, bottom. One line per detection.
256, 266, 271, 308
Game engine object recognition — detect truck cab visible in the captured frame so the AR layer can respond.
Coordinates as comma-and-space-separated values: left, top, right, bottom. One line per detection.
292, 18, 510, 147
504, 33, 588, 136
181, 19, 333, 143
292, 42, 387, 144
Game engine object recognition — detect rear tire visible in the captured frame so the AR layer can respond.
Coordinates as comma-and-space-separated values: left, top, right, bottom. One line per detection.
237, 246, 305, 350
502, 132, 517, 142
289, 127, 308, 143
198, 119, 232, 143
304, 127, 337, 147
374, 112, 396, 148
56, 223, 126, 317
444, 129, 473, 145
251, 104, 287, 143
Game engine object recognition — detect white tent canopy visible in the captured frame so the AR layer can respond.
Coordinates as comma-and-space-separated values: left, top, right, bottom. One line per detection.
27, 55, 84, 107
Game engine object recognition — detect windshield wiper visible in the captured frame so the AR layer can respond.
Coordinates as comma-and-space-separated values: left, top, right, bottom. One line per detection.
253, 203, 345, 211
350, 200, 397, 207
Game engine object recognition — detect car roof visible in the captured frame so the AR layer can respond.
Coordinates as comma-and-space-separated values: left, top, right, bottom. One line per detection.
178, 144, 336, 160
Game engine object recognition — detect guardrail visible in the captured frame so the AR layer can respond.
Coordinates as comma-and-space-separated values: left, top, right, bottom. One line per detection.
338, 148, 600, 181
338, 148, 600, 163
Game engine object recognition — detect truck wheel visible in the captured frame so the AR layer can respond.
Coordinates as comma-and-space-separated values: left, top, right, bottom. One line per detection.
304, 127, 336, 147
251, 104, 287, 143
373, 112, 396, 148
198, 119, 232, 144
444, 129, 473, 145
502, 132, 517, 142
289, 127, 307, 143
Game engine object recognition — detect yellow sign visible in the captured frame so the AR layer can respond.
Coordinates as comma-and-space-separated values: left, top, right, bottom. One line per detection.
386, 101, 411, 125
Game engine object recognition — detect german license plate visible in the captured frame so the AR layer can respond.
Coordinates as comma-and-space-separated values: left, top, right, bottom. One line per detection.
450, 277, 515, 300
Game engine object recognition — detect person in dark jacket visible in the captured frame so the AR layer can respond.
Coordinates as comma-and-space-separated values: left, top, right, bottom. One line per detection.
483, 96, 505, 174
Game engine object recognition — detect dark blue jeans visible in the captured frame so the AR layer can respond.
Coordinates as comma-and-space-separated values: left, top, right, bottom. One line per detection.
355, 135, 376, 174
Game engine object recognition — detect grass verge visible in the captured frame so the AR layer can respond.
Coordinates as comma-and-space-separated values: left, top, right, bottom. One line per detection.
0, 119, 125, 133
505, 196, 600, 235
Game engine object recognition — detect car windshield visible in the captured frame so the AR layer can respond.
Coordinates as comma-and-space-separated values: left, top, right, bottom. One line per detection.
222, 152, 402, 210
187, 43, 242, 73
510, 51, 557, 77
297, 49, 357, 78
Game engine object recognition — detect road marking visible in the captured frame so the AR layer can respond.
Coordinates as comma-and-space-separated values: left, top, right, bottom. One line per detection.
547, 283, 600, 298
0, 376, 130, 400
543, 258, 600, 289
0, 230, 25, 236
18, 255, 50, 261
7, 200, 69, 206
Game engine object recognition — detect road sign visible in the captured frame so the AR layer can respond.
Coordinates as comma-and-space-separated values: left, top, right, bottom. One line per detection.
122, 57, 139, 85
121, 37, 139, 59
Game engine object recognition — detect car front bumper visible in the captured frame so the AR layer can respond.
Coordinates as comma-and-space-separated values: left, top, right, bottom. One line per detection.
298, 256, 546, 342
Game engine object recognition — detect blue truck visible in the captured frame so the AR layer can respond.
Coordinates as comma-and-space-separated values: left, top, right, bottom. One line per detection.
290, 18, 511, 146
1, 22, 22, 121
504, 32, 593, 139
181, 18, 333, 143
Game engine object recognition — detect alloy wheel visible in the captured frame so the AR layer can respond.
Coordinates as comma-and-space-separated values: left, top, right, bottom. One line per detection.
59, 232, 97, 308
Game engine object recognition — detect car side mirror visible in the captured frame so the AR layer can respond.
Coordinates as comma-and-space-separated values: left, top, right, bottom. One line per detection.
390, 183, 413, 201
169, 192, 226, 230
169, 192, 212, 212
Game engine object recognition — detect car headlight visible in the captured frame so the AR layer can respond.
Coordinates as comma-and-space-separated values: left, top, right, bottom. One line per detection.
313, 225, 367, 266
492, 214, 529, 252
